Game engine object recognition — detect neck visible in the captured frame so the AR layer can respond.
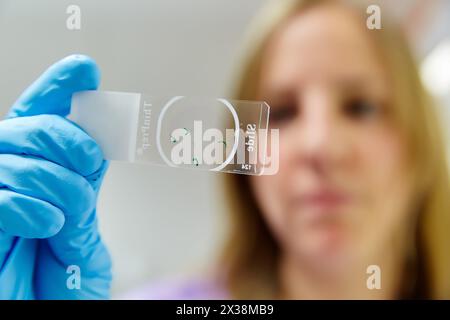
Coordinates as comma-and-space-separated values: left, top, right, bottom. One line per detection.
277, 243, 407, 299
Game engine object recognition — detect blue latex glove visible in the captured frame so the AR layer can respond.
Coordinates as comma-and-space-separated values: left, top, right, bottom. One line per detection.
0, 55, 112, 299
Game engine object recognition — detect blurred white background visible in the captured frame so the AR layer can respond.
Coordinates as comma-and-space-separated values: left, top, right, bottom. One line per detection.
0, 0, 448, 296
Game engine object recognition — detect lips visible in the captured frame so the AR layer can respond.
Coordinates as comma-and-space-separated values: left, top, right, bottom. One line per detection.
292, 189, 351, 212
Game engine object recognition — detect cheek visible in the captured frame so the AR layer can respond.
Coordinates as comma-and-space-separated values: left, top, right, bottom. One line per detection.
354, 129, 414, 239
358, 129, 409, 199
249, 174, 287, 241
248, 131, 296, 233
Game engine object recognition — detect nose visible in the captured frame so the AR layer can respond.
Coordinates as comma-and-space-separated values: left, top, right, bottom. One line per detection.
289, 88, 348, 173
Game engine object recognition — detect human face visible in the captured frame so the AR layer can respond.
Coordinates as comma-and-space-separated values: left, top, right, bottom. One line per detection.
250, 4, 415, 272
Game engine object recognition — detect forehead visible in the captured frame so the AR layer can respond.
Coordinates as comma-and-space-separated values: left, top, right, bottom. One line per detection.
261, 4, 387, 90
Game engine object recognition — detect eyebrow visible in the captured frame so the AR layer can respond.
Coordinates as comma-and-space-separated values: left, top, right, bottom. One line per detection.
260, 72, 388, 101
334, 73, 388, 93
260, 88, 297, 105
336, 75, 370, 88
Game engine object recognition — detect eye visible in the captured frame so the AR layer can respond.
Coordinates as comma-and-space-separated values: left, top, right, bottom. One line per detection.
270, 104, 297, 126
343, 98, 380, 120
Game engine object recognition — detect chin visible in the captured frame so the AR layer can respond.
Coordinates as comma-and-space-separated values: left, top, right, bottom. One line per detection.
293, 226, 355, 273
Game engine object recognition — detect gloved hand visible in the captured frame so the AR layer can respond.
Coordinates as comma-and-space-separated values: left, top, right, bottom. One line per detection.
0, 55, 112, 299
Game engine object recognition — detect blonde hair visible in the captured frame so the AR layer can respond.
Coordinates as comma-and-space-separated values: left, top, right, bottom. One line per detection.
220, 0, 450, 299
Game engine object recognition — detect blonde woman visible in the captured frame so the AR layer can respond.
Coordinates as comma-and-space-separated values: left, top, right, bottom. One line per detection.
0, 0, 448, 299
221, 0, 450, 299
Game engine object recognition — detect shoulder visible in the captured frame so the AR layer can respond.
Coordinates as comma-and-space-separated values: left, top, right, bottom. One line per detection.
120, 274, 228, 300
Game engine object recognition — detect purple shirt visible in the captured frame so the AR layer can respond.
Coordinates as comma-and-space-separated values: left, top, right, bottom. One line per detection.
121, 276, 229, 300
